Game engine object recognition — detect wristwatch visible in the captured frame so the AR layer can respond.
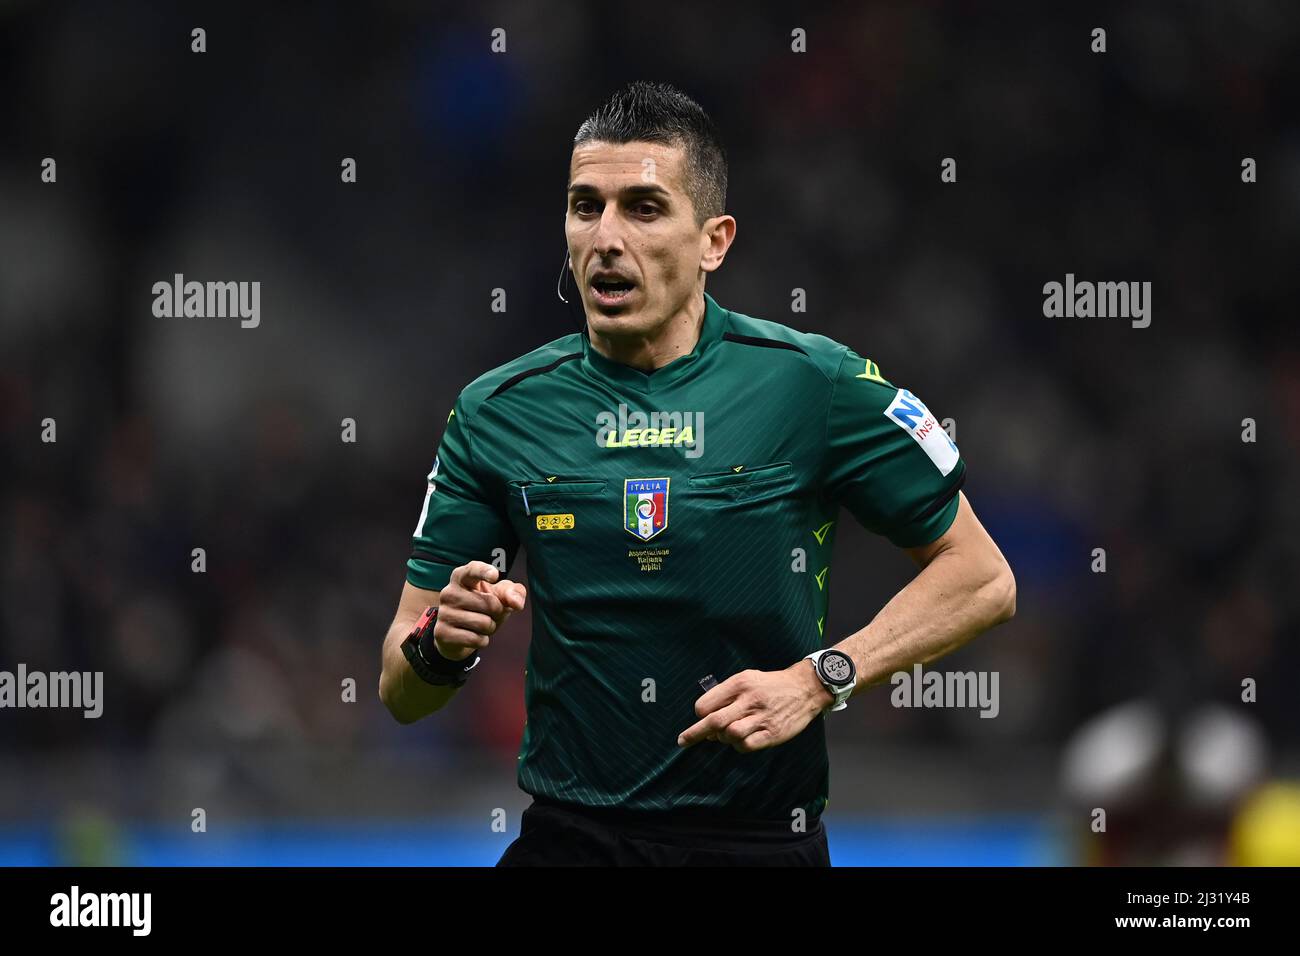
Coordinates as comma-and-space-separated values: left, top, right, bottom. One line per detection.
804, 649, 857, 713
400, 605, 481, 687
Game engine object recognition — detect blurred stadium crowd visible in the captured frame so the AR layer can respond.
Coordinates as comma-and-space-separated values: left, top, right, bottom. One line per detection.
1, 2, 1297, 862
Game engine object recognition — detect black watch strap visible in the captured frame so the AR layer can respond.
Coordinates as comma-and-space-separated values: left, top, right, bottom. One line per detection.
400, 606, 480, 687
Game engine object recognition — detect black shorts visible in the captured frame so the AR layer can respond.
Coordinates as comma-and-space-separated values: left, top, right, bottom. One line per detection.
496, 796, 832, 866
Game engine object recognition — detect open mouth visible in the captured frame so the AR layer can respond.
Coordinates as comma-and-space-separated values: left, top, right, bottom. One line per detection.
591, 277, 636, 305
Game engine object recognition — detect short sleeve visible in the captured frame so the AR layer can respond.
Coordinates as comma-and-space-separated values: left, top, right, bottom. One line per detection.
406, 397, 520, 590
822, 349, 966, 548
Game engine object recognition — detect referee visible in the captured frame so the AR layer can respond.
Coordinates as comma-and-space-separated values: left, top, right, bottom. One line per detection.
379, 82, 1016, 866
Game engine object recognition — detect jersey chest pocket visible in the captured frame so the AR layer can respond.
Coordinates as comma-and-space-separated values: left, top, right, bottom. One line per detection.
688, 461, 794, 498
508, 478, 608, 523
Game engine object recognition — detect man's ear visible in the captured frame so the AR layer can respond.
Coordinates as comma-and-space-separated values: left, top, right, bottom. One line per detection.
700, 215, 737, 274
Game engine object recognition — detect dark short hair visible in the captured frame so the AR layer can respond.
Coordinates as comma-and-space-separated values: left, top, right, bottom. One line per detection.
573, 81, 728, 224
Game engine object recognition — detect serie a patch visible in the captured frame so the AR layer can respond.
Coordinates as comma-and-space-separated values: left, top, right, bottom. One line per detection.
883, 389, 960, 476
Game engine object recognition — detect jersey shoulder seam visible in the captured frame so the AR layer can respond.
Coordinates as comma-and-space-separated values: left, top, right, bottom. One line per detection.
457, 332, 585, 416
718, 309, 848, 386
451, 333, 583, 493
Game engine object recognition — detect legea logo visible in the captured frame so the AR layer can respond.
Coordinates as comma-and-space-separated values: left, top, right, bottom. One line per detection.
595, 404, 705, 459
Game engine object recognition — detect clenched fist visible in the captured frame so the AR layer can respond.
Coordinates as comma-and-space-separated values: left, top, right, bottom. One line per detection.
433, 561, 528, 661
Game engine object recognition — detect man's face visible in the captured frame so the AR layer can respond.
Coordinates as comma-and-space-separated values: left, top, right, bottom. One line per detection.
565, 139, 709, 337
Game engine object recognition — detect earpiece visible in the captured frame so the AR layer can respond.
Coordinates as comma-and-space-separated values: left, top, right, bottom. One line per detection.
556, 251, 573, 304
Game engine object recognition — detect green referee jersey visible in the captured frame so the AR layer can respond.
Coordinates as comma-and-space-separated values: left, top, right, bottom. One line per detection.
407, 292, 965, 820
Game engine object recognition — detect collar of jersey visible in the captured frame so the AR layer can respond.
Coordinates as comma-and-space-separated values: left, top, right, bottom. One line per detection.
580, 291, 727, 394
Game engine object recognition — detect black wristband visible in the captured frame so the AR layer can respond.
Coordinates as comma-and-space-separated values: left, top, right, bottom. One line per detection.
401, 606, 479, 687
417, 620, 477, 675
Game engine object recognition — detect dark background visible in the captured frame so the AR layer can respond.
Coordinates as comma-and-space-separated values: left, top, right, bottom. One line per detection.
2, 1, 1297, 864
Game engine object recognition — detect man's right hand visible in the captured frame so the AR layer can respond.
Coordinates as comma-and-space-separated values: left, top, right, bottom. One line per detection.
432, 561, 528, 661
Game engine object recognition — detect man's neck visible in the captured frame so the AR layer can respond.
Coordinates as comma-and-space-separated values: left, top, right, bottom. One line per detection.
588, 292, 706, 373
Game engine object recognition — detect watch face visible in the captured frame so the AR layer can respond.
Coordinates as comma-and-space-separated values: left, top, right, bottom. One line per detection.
819, 651, 854, 686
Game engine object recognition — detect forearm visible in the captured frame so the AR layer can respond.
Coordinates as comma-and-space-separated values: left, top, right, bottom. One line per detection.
833, 549, 1015, 694
378, 614, 461, 723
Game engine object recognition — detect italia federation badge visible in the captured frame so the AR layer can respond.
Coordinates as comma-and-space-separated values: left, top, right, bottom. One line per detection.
624, 477, 669, 541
